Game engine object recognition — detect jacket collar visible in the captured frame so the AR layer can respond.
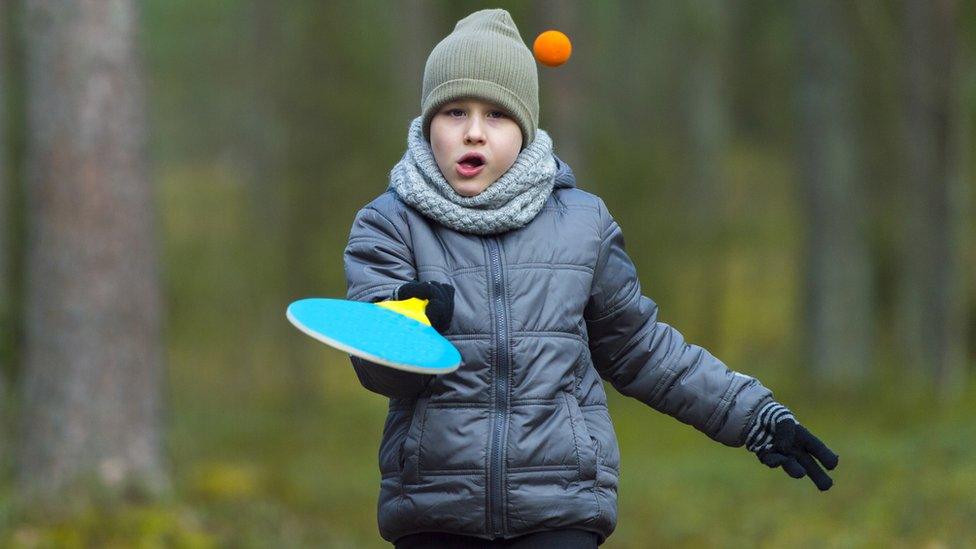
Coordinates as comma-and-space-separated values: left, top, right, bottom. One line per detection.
552, 154, 576, 189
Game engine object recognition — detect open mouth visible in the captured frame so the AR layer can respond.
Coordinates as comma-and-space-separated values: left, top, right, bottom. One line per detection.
456, 153, 486, 178
458, 153, 485, 167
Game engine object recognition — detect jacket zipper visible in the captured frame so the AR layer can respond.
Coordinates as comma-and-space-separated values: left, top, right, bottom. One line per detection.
486, 237, 509, 537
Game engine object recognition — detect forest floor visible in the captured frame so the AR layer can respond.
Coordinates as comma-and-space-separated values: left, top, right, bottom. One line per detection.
3, 351, 974, 548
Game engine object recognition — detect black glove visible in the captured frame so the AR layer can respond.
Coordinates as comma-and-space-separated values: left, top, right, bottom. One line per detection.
745, 400, 839, 491
394, 280, 455, 334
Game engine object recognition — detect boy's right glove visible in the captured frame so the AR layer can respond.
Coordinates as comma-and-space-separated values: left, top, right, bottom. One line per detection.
745, 400, 839, 491
394, 280, 455, 334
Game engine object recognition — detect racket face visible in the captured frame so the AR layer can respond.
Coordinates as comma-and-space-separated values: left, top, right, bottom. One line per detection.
286, 298, 461, 374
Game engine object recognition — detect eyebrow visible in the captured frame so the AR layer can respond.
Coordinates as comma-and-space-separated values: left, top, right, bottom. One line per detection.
443, 103, 507, 113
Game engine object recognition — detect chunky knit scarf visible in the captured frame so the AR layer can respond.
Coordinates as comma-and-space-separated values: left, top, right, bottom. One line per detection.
388, 116, 557, 235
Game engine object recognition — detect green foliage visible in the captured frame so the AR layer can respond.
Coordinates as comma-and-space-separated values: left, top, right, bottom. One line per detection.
1, 495, 215, 548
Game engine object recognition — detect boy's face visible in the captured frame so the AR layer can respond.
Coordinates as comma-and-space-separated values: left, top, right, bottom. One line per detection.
429, 98, 523, 197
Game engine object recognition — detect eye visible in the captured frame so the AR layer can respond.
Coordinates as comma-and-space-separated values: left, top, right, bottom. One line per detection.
445, 108, 464, 117
488, 110, 507, 119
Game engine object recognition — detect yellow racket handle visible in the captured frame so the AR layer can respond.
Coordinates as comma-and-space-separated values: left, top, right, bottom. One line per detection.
375, 297, 432, 326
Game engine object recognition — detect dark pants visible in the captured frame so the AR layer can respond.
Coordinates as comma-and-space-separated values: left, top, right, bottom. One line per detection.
394, 529, 600, 548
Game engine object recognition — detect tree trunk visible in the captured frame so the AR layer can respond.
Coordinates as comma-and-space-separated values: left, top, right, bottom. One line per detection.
898, 0, 966, 398
242, 0, 284, 233
391, 0, 441, 126
19, 0, 167, 500
676, 0, 731, 348
0, 0, 9, 398
794, 0, 873, 387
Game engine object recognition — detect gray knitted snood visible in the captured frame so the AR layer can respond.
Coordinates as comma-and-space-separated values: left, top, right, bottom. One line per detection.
388, 116, 557, 235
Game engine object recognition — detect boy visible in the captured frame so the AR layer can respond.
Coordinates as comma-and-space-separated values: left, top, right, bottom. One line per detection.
344, 9, 838, 548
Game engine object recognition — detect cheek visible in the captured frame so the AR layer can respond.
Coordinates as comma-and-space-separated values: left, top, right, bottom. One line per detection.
430, 141, 447, 166
430, 141, 453, 172
428, 122, 451, 165
497, 139, 521, 172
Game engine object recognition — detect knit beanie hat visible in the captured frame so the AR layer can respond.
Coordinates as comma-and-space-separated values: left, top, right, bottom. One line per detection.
420, 9, 539, 149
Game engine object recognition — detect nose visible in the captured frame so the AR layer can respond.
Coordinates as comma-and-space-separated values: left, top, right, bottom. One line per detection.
463, 117, 485, 145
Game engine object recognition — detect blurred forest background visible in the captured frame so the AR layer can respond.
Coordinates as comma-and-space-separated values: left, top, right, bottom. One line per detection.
0, 0, 974, 547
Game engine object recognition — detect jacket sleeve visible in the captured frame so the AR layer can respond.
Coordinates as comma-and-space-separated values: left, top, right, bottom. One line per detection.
584, 198, 773, 447
343, 201, 435, 399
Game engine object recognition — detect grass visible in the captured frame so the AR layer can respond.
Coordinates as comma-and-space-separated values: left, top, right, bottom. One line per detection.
3, 350, 973, 548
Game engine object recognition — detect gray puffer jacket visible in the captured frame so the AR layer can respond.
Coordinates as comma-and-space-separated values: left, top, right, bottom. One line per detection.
344, 156, 773, 545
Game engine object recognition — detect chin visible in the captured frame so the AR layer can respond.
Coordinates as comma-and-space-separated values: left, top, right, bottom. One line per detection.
452, 181, 487, 197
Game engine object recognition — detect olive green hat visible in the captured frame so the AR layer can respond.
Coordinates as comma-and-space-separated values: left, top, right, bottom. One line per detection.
420, 9, 539, 148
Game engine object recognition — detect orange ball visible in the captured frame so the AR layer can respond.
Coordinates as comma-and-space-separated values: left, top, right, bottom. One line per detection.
533, 30, 572, 67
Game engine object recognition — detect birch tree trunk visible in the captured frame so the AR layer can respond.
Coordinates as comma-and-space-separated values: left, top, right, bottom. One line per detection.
19, 0, 167, 500
795, 0, 873, 386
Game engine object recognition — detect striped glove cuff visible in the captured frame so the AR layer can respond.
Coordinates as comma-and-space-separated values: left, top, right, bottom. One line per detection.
745, 400, 797, 453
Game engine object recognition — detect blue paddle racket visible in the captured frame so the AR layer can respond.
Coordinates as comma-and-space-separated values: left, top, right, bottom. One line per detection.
286, 297, 461, 374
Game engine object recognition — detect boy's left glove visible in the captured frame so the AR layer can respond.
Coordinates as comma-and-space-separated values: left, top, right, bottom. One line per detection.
745, 400, 839, 491
394, 280, 455, 334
